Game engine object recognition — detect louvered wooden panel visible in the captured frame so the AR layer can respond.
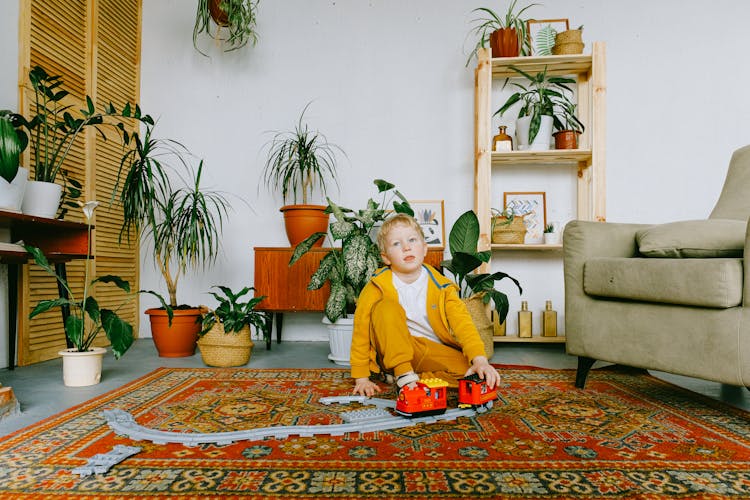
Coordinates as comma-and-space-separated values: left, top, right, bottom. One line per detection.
17, 0, 142, 366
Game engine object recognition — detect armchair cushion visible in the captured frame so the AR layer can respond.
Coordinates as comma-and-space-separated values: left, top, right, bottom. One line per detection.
635, 219, 745, 258
583, 257, 743, 308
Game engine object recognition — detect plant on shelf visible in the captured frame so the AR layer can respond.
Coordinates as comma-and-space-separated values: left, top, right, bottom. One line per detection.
197, 286, 267, 367
552, 99, 585, 149
261, 103, 345, 246
193, 0, 260, 56
490, 207, 527, 244
7, 66, 153, 218
0, 111, 27, 184
466, 0, 538, 65
441, 210, 522, 324
112, 124, 231, 357
289, 179, 412, 323
544, 223, 554, 234
494, 65, 577, 147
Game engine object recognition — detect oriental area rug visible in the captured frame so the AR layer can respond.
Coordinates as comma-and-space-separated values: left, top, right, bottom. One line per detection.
0, 366, 748, 499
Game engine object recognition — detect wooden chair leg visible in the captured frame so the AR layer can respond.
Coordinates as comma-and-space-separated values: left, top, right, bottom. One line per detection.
575, 356, 596, 389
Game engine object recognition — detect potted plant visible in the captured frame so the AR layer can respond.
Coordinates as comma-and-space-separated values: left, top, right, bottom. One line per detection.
0, 112, 29, 212
490, 207, 527, 244
193, 0, 260, 56
441, 210, 523, 358
289, 179, 412, 365
494, 65, 577, 151
24, 201, 154, 386
553, 100, 585, 149
466, 0, 538, 64
197, 286, 267, 367
113, 125, 231, 357
261, 103, 345, 247
8, 66, 151, 218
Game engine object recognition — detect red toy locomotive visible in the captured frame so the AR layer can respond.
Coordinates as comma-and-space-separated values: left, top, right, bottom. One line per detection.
395, 374, 498, 417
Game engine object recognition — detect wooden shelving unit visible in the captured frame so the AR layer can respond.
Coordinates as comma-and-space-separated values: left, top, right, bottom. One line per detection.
473, 43, 607, 344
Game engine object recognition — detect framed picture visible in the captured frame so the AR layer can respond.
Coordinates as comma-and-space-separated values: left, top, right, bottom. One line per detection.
503, 192, 547, 244
410, 200, 445, 248
526, 19, 569, 56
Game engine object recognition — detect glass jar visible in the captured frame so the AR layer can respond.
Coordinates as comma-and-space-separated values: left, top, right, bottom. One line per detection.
492, 125, 513, 152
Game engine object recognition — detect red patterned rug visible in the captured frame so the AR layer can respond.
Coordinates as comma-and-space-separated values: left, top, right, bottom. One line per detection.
0, 365, 748, 499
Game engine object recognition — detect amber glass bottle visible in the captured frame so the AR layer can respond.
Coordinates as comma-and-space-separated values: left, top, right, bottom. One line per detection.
492, 125, 513, 152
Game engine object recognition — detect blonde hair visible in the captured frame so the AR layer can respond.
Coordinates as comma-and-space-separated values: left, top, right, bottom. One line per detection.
376, 213, 425, 253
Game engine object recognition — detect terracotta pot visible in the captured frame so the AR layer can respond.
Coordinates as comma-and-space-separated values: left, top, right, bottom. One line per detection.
280, 204, 329, 247
208, 0, 228, 26
489, 28, 519, 58
553, 130, 580, 150
146, 308, 201, 357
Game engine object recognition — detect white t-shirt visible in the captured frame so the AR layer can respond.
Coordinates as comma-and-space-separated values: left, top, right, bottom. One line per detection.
392, 268, 443, 345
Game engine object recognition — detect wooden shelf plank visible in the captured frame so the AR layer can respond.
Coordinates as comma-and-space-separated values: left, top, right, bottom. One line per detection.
493, 335, 566, 343
490, 243, 562, 251
491, 54, 592, 78
491, 149, 592, 166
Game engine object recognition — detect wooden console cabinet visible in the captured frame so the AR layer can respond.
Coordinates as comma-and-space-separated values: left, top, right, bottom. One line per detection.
253, 247, 445, 349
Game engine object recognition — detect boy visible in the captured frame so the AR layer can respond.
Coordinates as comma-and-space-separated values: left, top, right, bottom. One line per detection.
351, 213, 500, 397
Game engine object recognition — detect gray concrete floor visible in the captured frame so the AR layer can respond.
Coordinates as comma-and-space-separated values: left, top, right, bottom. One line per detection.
0, 339, 748, 437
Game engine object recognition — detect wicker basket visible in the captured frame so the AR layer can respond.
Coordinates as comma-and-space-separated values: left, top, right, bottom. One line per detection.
552, 30, 584, 55
492, 214, 527, 244
463, 294, 494, 359
197, 324, 254, 367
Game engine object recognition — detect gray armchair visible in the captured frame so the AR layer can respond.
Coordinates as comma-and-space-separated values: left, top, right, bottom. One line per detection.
564, 145, 750, 389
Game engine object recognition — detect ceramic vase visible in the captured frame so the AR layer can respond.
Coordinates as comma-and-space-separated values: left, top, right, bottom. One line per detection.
323, 316, 353, 366
21, 180, 63, 218
59, 347, 106, 387
0, 167, 28, 213
516, 115, 554, 151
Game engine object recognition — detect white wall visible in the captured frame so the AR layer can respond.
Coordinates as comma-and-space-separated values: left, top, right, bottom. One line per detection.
2, 1, 750, 364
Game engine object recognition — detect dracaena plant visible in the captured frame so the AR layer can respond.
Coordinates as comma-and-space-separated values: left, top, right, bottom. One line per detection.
289, 179, 413, 323
441, 210, 522, 323
494, 65, 577, 143
199, 286, 267, 335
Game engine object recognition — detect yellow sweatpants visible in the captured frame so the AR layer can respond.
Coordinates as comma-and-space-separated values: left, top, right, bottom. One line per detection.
370, 298, 470, 386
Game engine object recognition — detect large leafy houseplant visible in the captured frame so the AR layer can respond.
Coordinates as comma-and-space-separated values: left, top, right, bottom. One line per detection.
441, 210, 522, 324
494, 65, 577, 144
9, 66, 151, 209
25, 201, 149, 358
290, 179, 413, 323
193, 0, 260, 56
466, 0, 538, 65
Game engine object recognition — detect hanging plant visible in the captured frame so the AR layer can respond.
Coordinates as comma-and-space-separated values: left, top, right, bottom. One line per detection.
193, 0, 260, 56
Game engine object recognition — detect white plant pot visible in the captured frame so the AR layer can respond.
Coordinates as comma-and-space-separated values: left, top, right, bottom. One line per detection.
0, 167, 29, 213
22, 180, 63, 218
544, 233, 560, 244
59, 347, 106, 387
516, 115, 554, 151
322, 316, 354, 366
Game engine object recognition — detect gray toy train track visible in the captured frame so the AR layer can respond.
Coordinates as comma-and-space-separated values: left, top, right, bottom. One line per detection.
103, 396, 479, 446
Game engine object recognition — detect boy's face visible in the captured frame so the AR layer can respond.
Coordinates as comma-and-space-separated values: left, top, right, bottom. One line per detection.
380, 223, 428, 275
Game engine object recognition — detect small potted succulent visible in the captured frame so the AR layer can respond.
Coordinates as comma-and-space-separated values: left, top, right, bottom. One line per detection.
466, 0, 538, 64
198, 286, 267, 367
261, 103, 345, 247
193, 0, 260, 56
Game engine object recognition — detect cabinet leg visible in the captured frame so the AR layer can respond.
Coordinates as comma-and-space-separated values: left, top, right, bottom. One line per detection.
575, 356, 596, 389
7, 264, 19, 370
275, 313, 283, 344
262, 312, 273, 350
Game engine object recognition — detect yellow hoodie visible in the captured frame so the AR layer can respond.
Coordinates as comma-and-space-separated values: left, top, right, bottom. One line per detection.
350, 264, 486, 379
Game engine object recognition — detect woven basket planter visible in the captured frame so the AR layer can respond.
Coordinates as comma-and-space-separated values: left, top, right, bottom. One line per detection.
463, 294, 494, 359
197, 324, 254, 367
492, 214, 527, 244
552, 30, 584, 55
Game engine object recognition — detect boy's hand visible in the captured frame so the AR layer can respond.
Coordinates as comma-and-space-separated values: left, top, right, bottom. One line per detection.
353, 377, 382, 397
465, 356, 501, 389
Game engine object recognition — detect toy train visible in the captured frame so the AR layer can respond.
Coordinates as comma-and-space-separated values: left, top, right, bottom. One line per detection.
395, 373, 498, 417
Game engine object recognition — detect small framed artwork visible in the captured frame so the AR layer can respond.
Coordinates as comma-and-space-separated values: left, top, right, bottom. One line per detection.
503, 192, 547, 244
410, 200, 445, 247
527, 19, 569, 56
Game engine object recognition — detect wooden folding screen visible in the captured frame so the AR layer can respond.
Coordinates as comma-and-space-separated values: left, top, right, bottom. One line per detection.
16, 0, 142, 365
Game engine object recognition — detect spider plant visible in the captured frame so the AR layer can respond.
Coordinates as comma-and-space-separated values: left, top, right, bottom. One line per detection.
193, 0, 260, 56
261, 103, 343, 206
466, 0, 539, 65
